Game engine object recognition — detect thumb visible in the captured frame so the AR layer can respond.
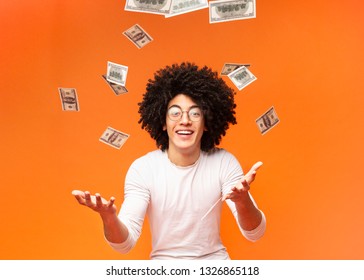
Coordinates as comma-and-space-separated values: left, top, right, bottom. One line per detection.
72, 190, 84, 197
244, 161, 263, 185
71, 190, 87, 205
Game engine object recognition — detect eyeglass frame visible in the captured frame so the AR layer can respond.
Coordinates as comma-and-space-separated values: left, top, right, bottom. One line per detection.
166, 105, 204, 122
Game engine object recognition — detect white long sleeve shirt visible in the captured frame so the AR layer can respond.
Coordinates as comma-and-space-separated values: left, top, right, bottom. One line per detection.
107, 148, 266, 259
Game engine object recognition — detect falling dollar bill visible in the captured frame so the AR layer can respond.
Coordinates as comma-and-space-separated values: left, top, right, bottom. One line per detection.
106, 61, 128, 86
99, 127, 130, 149
209, 0, 256, 24
227, 65, 256, 90
102, 75, 128, 96
123, 24, 153, 49
221, 63, 250, 76
58, 87, 80, 111
125, 0, 173, 15
256, 106, 280, 135
166, 0, 208, 18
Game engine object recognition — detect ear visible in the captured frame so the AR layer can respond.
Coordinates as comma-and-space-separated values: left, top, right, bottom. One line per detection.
163, 124, 166, 131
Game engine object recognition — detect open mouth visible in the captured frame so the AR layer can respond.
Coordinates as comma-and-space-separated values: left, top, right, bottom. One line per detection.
176, 130, 193, 135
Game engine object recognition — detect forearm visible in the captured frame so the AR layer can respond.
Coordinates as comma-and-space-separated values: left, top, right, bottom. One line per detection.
235, 192, 262, 231
100, 213, 129, 243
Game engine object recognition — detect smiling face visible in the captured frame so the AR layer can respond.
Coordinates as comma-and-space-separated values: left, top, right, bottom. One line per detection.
163, 94, 206, 165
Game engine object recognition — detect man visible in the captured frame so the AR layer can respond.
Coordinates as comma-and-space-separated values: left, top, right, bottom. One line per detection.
72, 62, 266, 259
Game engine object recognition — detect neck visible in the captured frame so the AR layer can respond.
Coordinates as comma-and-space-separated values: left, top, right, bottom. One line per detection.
167, 148, 201, 167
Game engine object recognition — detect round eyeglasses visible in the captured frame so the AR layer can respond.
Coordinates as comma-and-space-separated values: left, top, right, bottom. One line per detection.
167, 106, 203, 122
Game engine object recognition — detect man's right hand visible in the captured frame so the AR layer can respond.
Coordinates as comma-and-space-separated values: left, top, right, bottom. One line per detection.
72, 190, 117, 216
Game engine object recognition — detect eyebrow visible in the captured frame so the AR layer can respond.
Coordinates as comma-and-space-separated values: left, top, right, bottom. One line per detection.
168, 104, 200, 110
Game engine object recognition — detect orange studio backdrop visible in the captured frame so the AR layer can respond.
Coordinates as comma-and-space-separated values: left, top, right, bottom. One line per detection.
1, 0, 364, 259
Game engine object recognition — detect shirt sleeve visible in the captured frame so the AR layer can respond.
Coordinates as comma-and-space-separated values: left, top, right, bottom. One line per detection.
226, 197, 267, 242
105, 158, 151, 254
220, 150, 266, 242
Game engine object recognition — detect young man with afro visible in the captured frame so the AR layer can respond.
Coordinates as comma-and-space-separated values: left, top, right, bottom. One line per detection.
72, 62, 266, 259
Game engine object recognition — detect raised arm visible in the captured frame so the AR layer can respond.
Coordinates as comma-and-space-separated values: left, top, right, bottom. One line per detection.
223, 162, 264, 232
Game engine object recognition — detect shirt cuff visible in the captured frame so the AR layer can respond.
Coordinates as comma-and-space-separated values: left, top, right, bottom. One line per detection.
104, 232, 134, 254
242, 210, 266, 242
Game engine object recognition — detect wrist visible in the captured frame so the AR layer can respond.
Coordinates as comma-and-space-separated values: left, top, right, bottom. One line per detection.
100, 212, 118, 223
234, 191, 251, 208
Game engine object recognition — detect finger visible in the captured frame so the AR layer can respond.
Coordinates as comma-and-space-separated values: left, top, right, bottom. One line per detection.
247, 171, 256, 181
246, 161, 263, 177
222, 191, 230, 201
71, 190, 84, 200
241, 178, 250, 191
251, 161, 263, 171
84, 191, 91, 200
223, 191, 239, 202
108, 197, 115, 208
72, 193, 86, 205
72, 190, 84, 197
84, 191, 93, 206
232, 180, 250, 193
244, 161, 263, 185
223, 189, 236, 201
95, 193, 102, 207
71, 190, 86, 204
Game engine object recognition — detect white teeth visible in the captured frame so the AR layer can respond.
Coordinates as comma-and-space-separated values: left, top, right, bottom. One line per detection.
177, 130, 193, 135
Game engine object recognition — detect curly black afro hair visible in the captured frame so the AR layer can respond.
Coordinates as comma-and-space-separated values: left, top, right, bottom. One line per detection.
138, 62, 237, 152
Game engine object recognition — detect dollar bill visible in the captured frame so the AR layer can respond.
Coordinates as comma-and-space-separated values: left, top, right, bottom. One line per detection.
123, 24, 153, 49
125, 0, 172, 15
99, 127, 130, 149
106, 61, 128, 86
221, 63, 250, 76
256, 106, 280, 135
102, 75, 128, 96
209, 0, 256, 24
227, 65, 256, 90
58, 87, 80, 111
166, 0, 208, 18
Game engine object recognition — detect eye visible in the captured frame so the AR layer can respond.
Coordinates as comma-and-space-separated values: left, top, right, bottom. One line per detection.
189, 108, 201, 117
169, 107, 181, 117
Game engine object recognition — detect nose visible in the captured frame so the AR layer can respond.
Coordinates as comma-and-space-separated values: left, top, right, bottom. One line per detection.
180, 111, 191, 124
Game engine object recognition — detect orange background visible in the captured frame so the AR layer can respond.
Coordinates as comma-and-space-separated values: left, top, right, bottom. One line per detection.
1, 0, 364, 260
